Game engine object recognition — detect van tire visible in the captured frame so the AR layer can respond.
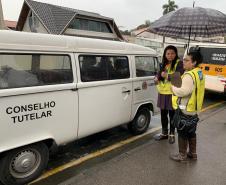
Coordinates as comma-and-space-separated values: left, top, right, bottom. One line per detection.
0, 143, 49, 185
128, 108, 151, 135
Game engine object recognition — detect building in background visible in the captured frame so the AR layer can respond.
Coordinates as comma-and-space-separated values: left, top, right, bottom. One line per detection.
16, 0, 124, 41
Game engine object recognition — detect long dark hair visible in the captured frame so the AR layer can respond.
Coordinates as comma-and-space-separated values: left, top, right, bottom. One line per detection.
161, 45, 179, 71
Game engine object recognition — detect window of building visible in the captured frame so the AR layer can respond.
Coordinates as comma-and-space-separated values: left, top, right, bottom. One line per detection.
0, 54, 73, 89
69, 18, 113, 33
135, 56, 156, 77
79, 55, 129, 82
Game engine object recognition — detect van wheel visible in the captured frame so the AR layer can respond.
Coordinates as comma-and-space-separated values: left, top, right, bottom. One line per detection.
128, 108, 151, 135
0, 143, 49, 185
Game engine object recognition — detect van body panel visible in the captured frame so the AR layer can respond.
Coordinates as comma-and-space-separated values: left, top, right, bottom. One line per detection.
132, 78, 158, 116
0, 135, 54, 154
77, 80, 132, 139
0, 89, 78, 153
0, 83, 77, 97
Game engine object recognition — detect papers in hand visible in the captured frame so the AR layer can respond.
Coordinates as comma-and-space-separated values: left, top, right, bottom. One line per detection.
170, 72, 182, 88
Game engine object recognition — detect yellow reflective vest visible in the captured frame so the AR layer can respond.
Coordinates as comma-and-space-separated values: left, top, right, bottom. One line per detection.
172, 67, 205, 112
157, 59, 180, 95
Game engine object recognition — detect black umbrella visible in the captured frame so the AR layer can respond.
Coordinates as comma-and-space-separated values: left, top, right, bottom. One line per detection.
149, 7, 226, 47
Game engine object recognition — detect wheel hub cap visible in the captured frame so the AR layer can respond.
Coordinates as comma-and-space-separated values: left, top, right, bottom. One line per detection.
10, 150, 41, 178
137, 115, 146, 128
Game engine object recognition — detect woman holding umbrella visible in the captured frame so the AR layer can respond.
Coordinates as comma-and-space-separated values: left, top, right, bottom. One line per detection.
154, 45, 184, 144
170, 50, 205, 162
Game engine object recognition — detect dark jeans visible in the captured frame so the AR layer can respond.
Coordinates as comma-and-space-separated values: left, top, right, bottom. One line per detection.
161, 109, 175, 135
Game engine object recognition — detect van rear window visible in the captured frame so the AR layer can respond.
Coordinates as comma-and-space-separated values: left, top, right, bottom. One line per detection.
0, 54, 73, 89
190, 47, 226, 65
79, 55, 129, 82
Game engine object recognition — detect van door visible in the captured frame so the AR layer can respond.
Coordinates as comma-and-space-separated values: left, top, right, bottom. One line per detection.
132, 56, 158, 116
76, 54, 132, 139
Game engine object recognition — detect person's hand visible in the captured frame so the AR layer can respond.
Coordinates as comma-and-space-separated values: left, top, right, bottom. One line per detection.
170, 85, 175, 94
154, 77, 159, 85
161, 71, 168, 79
170, 85, 173, 91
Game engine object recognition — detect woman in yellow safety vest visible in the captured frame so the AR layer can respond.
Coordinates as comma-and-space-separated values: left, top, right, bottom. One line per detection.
170, 50, 205, 162
153, 45, 184, 144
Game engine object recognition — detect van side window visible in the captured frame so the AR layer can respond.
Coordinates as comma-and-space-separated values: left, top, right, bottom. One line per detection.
110, 57, 130, 79
135, 56, 155, 77
0, 54, 73, 89
79, 55, 129, 82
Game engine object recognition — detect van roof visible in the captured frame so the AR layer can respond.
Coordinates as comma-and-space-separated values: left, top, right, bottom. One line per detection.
0, 30, 157, 55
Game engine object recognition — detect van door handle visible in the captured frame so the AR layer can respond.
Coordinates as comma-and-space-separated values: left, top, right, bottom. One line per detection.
122, 90, 131, 93
71, 88, 78, 91
134, 87, 141, 91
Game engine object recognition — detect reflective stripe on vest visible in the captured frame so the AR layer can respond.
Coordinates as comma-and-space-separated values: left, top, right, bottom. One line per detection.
157, 59, 180, 95
172, 67, 205, 112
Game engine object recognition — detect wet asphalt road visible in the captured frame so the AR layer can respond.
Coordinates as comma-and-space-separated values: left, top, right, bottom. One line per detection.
30, 92, 226, 185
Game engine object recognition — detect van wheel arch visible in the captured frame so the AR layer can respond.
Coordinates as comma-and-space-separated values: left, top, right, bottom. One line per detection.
128, 104, 152, 135
0, 142, 49, 185
133, 103, 153, 119
43, 139, 58, 154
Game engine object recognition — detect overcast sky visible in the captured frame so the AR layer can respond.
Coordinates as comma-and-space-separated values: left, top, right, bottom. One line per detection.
2, 0, 226, 30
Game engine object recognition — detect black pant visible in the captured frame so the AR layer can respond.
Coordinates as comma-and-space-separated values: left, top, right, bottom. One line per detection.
161, 109, 175, 135
178, 126, 197, 139
177, 113, 198, 139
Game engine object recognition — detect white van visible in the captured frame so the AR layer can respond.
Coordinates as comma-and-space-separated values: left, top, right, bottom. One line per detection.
187, 43, 226, 94
0, 30, 159, 185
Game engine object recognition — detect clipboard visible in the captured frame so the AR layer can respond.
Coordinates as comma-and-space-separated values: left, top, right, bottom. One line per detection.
170, 72, 182, 88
